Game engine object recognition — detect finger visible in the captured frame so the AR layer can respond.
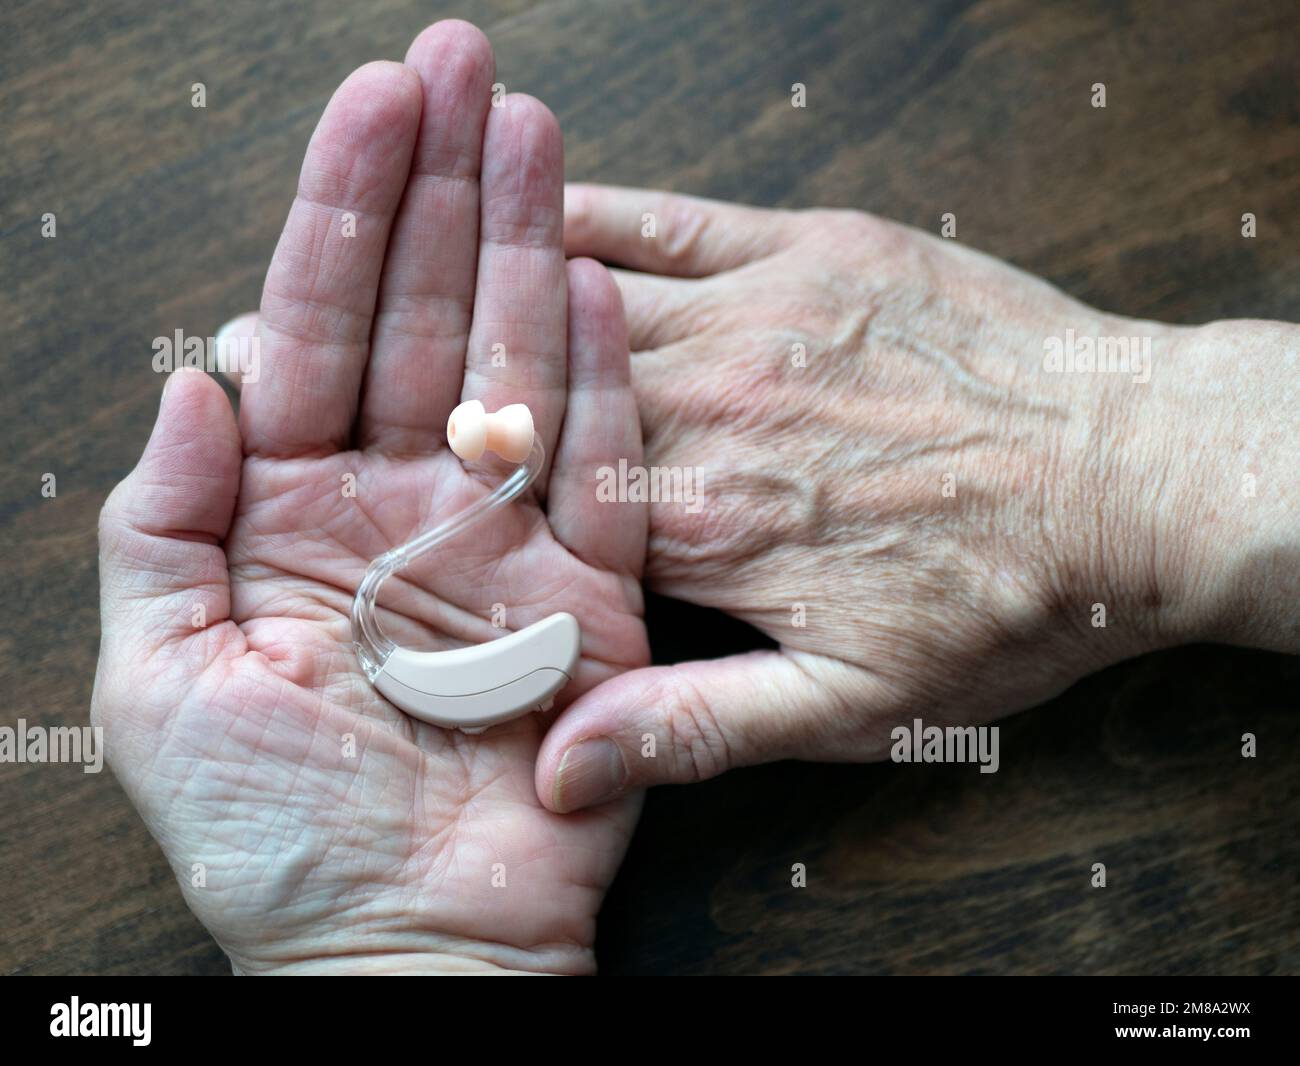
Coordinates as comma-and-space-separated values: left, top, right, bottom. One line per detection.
214, 312, 259, 391
547, 258, 644, 574
218, 263, 712, 393
536, 651, 853, 813
240, 61, 422, 458
564, 183, 795, 278
98, 370, 242, 651
358, 21, 496, 455
462, 94, 567, 489
608, 268, 714, 351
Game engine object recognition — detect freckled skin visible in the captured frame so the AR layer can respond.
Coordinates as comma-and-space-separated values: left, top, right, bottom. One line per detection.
537, 192, 1297, 798
640, 211, 1137, 742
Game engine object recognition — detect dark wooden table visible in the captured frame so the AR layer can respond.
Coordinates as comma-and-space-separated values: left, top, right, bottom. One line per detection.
2, 0, 1297, 975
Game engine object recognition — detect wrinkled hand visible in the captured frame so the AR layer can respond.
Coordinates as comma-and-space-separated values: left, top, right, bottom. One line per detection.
94, 24, 646, 975
538, 184, 1298, 811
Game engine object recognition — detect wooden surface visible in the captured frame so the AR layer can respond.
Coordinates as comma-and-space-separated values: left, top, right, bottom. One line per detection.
2, 0, 1297, 975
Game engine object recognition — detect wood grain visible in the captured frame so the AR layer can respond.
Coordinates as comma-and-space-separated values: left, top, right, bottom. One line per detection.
1, 0, 1296, 975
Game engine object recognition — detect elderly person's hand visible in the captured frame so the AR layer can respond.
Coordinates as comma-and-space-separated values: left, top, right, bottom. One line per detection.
536, 184, 1299, 812
94, 23, 646, 975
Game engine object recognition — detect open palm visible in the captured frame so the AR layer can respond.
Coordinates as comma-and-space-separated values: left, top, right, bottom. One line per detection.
93, 22, 646, 975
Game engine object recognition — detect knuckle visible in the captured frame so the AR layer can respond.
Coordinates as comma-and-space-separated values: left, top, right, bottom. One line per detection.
656, 200, 711, 270
806, 208, 905, 263
662, 671, 733, 781
565, 185, 598, 231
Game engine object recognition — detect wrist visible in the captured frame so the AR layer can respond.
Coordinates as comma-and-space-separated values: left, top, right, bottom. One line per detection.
236, 952, 568, 976
1158, 318, 1300, 651
222, 927, 589, 976
1101, 317, 1300, 653
231, 942, 584, 976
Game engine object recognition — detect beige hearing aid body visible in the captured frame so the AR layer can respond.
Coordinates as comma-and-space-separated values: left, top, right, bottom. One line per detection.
352, 400, 581, 734
373, 613, 579, 734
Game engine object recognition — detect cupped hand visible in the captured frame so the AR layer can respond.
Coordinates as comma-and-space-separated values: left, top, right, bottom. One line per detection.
538, 184, 1295, 811
93, 23, 646, 975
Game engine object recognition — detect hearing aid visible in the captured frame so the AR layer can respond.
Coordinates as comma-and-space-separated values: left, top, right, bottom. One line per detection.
351, 400, 580, 734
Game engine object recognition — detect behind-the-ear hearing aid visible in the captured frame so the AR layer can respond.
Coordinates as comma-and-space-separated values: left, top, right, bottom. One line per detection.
351, 400, 580, 734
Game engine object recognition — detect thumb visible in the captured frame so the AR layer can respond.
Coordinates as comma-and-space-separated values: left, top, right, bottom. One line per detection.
98, 368, 243, 655
536, 650, 844, 813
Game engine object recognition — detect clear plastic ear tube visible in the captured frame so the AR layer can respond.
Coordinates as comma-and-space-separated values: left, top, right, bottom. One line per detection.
351, 399, 581, 733
350, 435, 546, 682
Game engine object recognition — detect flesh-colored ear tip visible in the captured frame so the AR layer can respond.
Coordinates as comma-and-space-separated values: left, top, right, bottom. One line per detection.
447, 400, 486, 461
487, 403, 534, 464
447, 400, 534, 463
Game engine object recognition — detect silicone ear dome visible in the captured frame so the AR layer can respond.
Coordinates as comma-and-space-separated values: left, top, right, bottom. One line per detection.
447, 400, 534, 463
447, 399, 487, 461
487, 403, 534, 463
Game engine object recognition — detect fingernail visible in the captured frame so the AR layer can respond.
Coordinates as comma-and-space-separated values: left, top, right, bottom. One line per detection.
554, 738, 628, 813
